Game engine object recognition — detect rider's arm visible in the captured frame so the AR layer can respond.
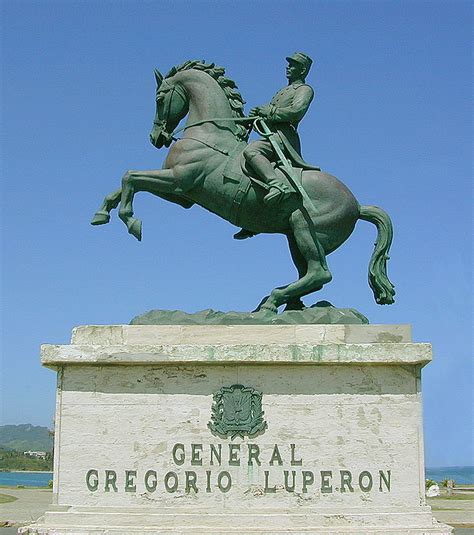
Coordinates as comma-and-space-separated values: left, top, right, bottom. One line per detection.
268, 86, 314, 123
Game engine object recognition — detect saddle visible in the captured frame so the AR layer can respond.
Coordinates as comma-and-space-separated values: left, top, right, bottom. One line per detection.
223, 143, 303, 226
223, 143, 300, 200
223, 143, 308, 227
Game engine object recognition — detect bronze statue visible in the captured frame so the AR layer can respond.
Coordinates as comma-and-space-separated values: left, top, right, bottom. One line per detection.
91, 56, 395, 312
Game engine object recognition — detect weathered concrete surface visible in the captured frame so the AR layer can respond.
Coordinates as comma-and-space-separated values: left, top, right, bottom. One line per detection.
70, 324, 411, 345
23, 325, 451, 534
5, 489, 473, 533
41, 341, 431, 367
41, 324, 422, 368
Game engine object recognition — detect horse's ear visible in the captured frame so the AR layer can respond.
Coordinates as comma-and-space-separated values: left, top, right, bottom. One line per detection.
154, 69, 163, 88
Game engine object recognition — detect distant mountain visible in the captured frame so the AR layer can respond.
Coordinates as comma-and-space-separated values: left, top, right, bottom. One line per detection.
0, 424, 53, 452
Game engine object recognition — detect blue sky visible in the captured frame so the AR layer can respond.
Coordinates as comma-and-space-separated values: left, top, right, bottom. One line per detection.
1, 0, 472, 467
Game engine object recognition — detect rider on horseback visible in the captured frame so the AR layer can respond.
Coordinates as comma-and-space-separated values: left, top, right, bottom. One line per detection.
234, 52, 317, 240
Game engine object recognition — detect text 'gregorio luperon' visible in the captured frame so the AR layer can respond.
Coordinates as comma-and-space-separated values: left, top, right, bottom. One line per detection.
85, 443, 392, 495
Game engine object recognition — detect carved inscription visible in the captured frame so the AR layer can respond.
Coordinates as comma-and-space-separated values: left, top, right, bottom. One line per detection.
85, 443, 391, 495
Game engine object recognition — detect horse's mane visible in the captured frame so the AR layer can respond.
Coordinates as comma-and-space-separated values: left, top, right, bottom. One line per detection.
165, 60, 248, 141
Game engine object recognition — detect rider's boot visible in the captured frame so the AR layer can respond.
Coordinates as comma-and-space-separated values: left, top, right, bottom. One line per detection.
263, 179, 290, 206
233, 228, 257, 240
246, 153, 290, 206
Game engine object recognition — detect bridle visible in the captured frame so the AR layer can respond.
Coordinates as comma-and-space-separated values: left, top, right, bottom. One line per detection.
152, 81, 274, 156
153, 82, 189, 145
154, 80, 264, 140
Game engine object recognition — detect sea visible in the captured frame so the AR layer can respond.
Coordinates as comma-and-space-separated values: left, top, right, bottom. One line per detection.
0, 471, 53, 487
0, 467, 473, 488
425, 466, 474, 485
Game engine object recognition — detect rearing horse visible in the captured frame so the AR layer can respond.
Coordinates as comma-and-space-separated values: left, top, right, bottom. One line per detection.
92, 60, 395, 312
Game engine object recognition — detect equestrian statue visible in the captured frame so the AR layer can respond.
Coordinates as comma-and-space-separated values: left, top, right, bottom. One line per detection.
91, 54, 395, 312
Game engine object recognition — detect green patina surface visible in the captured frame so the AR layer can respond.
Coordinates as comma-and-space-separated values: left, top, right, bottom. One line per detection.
208, 385, 267, 439
130, 302, 368, 325
93, 55, 395, 312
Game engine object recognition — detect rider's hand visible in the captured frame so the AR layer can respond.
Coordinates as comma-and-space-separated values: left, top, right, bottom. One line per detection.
249, 106, 261, 117
258, 105, 272, 118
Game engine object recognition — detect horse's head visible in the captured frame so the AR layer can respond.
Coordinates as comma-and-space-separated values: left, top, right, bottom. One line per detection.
150, 69, 189, 149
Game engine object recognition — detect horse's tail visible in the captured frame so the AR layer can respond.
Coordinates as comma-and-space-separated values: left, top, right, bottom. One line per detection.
358, 205, 395, 305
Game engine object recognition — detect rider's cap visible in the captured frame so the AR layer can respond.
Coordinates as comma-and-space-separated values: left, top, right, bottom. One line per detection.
286, 52, 313, 71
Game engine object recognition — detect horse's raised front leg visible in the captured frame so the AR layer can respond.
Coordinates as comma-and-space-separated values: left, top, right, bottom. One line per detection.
118, 168, 181, 241
260, 209, 332, 312
91, 188, 122, 226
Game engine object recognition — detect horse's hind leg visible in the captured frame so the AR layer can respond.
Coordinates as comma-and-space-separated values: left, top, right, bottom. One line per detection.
261, 210, 332, 312
91, 188, 122, 225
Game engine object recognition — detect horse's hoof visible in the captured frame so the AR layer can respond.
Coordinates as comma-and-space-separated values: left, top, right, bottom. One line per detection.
283, 299, 306, 311
91, 211, 110, 226
252, 295, 269, 313
127, 218, 142, 241
259, 303, 278, 314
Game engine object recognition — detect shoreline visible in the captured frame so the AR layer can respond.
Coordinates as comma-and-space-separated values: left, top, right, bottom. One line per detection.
0, 470, 52, 474
0, 484, 52, 489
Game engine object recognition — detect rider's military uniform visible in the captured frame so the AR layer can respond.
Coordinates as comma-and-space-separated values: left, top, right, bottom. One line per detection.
248, 81, 314, 165
235, 53, 317, 239
244, 52, 318, 189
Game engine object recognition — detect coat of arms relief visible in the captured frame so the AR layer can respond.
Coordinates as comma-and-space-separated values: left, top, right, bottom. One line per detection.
208, 384, 267, 439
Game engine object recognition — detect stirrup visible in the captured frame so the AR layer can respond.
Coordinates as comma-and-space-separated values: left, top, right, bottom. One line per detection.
267, 179, 289, 194
263, 186, 289, 206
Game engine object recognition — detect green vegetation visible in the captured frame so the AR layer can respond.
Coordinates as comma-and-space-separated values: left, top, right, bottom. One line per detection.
0, 493, 18, 504
0, 424, 53, 452
434, 493, 474, 500
0, 448, 53, 471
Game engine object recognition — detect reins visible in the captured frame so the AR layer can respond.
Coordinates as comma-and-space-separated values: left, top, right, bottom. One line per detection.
154, 117, 256, 143
153, 77, 256, 144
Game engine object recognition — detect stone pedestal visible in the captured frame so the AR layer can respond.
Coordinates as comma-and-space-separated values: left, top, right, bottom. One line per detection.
21, 324, 452, 534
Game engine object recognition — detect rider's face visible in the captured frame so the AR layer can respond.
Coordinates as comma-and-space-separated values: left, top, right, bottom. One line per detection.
286, 61, 304, 82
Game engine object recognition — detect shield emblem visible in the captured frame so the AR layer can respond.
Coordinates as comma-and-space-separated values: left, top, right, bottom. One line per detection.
208, 384, 267, 439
